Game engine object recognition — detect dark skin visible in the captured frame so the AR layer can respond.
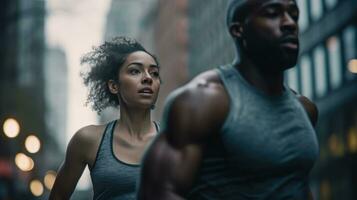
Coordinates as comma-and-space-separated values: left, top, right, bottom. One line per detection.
138, 0, 317, 199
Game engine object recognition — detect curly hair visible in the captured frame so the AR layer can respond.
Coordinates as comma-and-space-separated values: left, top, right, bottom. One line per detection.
81, 36, 159, 114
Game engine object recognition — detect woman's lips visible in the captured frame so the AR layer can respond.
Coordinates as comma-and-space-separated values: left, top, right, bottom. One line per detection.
138, 88, 153, 93
138, 88, 154, 97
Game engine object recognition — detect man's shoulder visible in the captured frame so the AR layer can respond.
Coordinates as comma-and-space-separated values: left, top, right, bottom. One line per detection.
192, 68, 222, 84
169, 69, 227, 112
163, 69, 229, 139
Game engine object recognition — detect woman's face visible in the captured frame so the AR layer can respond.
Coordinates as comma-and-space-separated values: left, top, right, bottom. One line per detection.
116, 51, 161, 109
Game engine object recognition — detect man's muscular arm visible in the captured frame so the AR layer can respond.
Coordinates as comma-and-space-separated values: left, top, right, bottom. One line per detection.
137, 80, 229, 200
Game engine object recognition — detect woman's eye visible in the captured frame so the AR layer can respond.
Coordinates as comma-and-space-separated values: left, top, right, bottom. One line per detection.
129, 69, 140, 75
150, 71, 160, 78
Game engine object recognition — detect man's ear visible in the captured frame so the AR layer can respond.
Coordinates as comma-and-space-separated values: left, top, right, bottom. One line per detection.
229, 22, 244, 39
108, 79, 119, 94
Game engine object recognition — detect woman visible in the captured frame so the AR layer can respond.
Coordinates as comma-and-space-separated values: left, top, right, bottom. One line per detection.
49, 36, 161, 200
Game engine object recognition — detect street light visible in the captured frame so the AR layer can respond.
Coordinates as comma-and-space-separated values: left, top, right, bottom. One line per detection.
44, 170, 57, 190
30, 179, 44, 197
348, 128, 357, 153
3, 118, 20, 138
15, 153, 34, 172
25, 135, 41, 153
348, 59, 357, 73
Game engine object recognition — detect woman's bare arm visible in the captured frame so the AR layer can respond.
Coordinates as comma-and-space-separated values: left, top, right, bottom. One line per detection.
49, 127, 96, 200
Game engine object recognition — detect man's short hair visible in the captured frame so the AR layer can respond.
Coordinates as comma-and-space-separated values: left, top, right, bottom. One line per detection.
226, 0, 248, 28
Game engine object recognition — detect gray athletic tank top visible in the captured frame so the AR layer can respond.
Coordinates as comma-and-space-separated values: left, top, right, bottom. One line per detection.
188, 65, 319, 199
90, 120, 159, 200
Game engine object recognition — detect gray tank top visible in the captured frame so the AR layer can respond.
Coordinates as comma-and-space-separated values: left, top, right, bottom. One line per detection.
188, 65, 319, 199
90, 120, 159, 200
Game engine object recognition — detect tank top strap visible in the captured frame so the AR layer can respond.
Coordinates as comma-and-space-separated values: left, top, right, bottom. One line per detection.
90, 119, 141, 199
90, 120, 117, 171
215, 64, 244, 102
215, 64, 243, 132
101, 120, 117, 152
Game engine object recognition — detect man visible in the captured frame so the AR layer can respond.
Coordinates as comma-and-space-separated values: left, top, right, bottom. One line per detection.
138, 0, 319, 199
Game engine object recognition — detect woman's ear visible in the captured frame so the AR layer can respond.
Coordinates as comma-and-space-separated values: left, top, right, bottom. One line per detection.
108, 80, 119, 94
229, 22, 244, 39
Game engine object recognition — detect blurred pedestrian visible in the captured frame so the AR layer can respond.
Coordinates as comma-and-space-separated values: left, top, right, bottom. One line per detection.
49, 36, 161, 200
138, 0, 319, 199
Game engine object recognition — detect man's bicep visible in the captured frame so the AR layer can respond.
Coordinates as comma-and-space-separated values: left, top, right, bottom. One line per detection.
138, 85, 227, 199
139, 131, 204, 199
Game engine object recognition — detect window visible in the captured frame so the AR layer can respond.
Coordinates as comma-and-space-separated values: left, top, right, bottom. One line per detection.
313, 45, 327, 97
286, 66, 300, 92
310, 0, 323, 21
296, 0, 309, 32
327, 36, 342, 89
343, 26, 357, 80
343, 26, 356, 60
324, 0, 338, 10
300, 55, 313, 99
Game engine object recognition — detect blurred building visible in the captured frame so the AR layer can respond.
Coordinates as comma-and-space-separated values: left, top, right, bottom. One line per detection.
100, 0, 189, 121
100, 0, 159, 122
0, 0, 61, 199
140, 0, 189, 120
288, 0, 357, 199
104, 0, 146, 41
44, 47, 68, 153
188, 0, 235, 77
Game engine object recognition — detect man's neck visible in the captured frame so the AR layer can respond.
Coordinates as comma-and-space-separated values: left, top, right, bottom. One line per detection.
234, 57, 286, 96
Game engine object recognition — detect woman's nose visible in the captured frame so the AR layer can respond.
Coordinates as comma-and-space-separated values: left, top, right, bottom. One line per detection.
141, 72, 153, 84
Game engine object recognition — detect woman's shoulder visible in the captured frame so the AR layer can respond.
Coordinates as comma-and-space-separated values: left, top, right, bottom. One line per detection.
72, 124, 108, 147
66, 123, 109, 166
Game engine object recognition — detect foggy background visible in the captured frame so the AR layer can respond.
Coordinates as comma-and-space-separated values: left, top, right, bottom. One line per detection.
0, 0, 356, 199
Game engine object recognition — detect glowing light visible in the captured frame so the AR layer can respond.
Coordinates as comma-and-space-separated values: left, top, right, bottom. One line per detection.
3, 118, 20, 138
348, 59, 357, 73
328, 134, 344, 157
30, 179, 44, 197
320, 180, 331, 200
44, 171, 57, 190
327, 36, 338, 50
25, 135, 41, 154
348, 128, 357, 153
15, 153, 34, 172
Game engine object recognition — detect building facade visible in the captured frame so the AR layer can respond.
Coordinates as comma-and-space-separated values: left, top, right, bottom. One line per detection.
0, 0, 62, 199
140, 0, 190, 120
289, 0, 357, 199
100, 0, 159, 122
188, 0, 235, 77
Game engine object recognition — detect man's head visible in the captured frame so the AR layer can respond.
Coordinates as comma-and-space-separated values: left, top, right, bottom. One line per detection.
227, 0, 300, 71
